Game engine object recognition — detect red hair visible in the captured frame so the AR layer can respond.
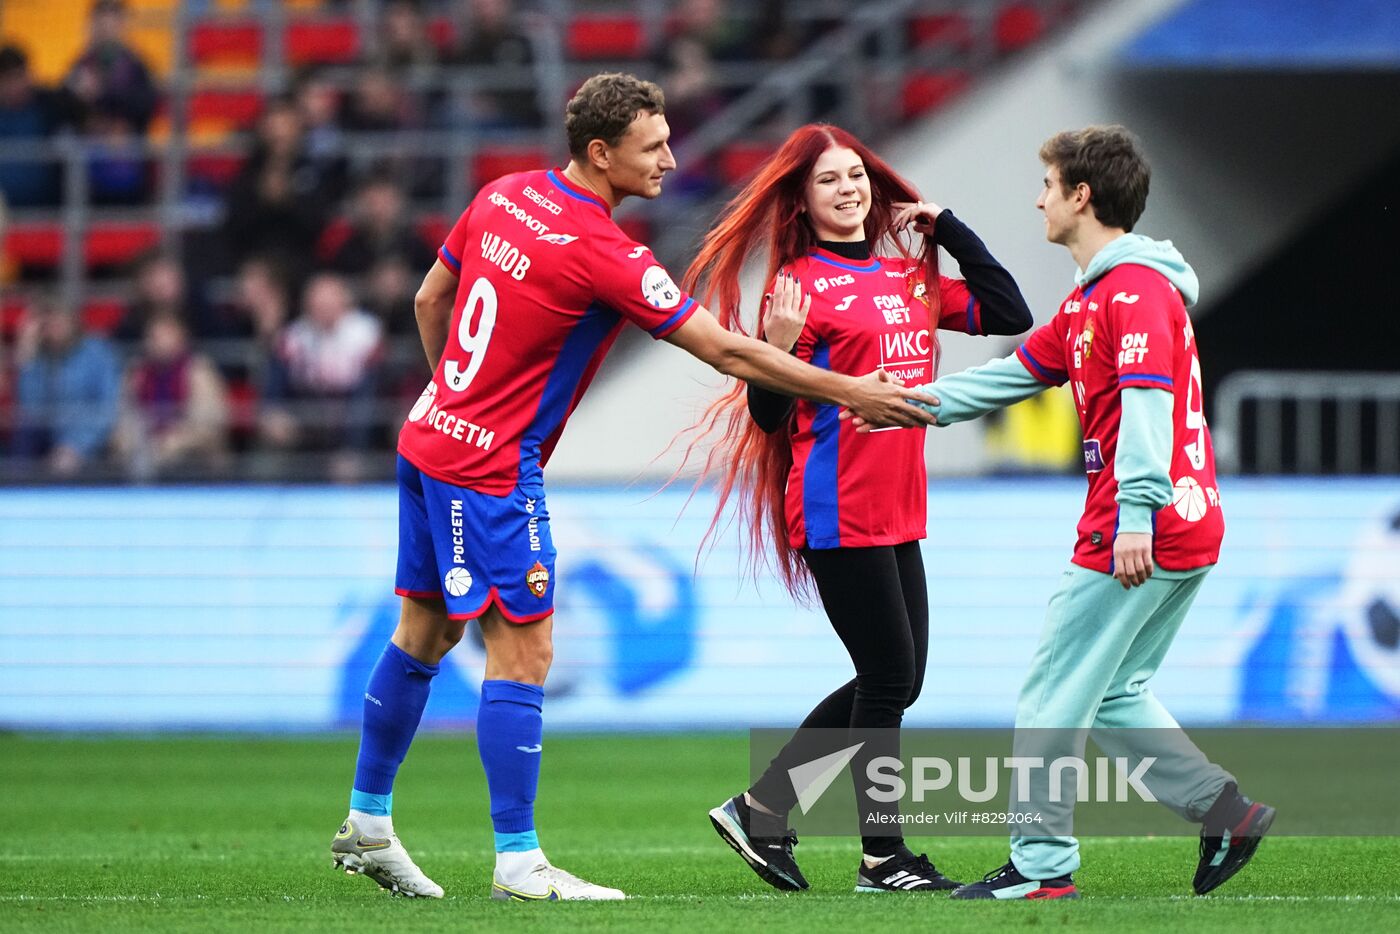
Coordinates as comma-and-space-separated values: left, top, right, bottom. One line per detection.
678, 124, 939, 601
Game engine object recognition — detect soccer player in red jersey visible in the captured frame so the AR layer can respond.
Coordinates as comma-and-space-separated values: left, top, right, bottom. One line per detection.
887, 126, 1273, 900
328, 74, 937, 902
684, 124, 1033, 893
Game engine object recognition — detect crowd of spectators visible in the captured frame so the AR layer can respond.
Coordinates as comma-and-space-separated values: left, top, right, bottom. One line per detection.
0, 0, 952, 483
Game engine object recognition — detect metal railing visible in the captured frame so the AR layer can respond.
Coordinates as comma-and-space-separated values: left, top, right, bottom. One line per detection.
1214, 370, 1400, 475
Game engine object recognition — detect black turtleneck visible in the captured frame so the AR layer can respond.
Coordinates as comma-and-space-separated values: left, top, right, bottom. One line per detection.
745, 211, 1033, 434
816, 238, 872, 261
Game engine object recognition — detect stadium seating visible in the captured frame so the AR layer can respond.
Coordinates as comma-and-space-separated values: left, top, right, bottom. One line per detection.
565, 14, 647, 60
472, 147, 549, 187
4, 221, 162, 270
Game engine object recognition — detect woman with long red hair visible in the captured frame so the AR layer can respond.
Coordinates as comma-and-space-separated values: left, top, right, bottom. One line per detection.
691, 124, 1031, 893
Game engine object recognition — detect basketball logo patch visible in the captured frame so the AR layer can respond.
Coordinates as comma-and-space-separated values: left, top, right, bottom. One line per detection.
526, 561, 549, 598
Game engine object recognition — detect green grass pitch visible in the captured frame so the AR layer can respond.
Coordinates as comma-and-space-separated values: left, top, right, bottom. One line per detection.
4, 733, 1397, 932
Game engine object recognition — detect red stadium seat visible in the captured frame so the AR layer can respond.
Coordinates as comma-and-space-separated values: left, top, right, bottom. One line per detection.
415, 214, 449, 249
3, 225, 63, 267
285, 19, 360, 66
426, 15, 456, 53
316, 217, 353, 262
1, 298, 28, 339
187, 89, 265, 127
471, 147, 547, 187
4, 222, 162, 269
566, 16, 645, 60
615, 217, 650, 245
189, 21, 263, 66
186, 153, 247, 189
85, 223, 163, 267
994, 3, 1046, 52
718, 143, 777, 186
81, 299, 126, 333
901, 70, 970, 119
910, 13, 974, 51
226, 377, 260, 440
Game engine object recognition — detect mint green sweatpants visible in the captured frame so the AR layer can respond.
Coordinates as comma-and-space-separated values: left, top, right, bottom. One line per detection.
1008, 563, 1233, 879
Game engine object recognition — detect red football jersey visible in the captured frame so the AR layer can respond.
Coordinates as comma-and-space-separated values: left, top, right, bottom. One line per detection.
1015, 263, 1224, 573
785, 248, 983, 549
398, 169, 697, 493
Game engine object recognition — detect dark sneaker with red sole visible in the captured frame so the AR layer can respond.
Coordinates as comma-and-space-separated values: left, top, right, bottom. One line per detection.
1194, 797, 1276, 895
950, 861, 1078, 900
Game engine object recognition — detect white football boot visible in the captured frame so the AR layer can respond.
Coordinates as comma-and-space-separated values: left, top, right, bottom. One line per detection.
331, 817, 444, 899
491, 855, 626, 901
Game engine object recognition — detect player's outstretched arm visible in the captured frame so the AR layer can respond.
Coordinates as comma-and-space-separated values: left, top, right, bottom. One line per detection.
665, 307, 937, 429
413, 259, 457, 370
908, 353, 1049, 427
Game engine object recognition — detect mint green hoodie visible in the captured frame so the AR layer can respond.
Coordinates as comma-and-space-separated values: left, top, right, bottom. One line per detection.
918, 234, 1200, 544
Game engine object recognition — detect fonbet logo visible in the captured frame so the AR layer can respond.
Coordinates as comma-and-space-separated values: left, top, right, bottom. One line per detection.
408, 381, 437, 422
444, 566, 473, 597
641, 265, 682, 309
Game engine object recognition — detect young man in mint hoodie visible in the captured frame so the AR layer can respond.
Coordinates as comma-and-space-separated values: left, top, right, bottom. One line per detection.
906, 126, 1274, 899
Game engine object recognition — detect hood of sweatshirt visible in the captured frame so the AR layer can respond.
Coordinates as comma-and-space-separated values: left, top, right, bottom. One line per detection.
1075, 233, 1199, 307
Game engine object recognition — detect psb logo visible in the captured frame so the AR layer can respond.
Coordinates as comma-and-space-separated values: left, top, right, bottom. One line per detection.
641, 265, 682, 309
813, 274, 855, 294
444, 566, 473, 597
537, 233, 578, 245
526, 561, 550, 598
408, 381, 437, 422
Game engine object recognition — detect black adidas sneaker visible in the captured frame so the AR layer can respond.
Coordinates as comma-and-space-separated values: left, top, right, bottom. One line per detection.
855, 847, 962, 893
708, 794, 809, 891
1194, 784, 1276, 895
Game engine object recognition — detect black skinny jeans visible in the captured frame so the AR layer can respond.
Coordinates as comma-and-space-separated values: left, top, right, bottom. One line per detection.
749, 541, 929, 857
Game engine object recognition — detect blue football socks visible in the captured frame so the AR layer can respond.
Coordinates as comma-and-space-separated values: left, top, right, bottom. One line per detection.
349, 642, 439, 816
477, 679, 545, 852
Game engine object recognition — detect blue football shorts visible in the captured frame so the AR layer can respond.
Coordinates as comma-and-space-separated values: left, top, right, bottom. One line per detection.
394, 454, 556, 623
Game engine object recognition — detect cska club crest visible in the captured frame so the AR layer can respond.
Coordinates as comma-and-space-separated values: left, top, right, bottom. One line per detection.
1081, 316, 1096, 360
911, 279, 929, 306
526, 561, 550, 598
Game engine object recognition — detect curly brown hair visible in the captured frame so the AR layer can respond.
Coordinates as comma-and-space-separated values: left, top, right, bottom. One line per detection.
1039, 125, 1151, 232
565, 73, 666, 159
